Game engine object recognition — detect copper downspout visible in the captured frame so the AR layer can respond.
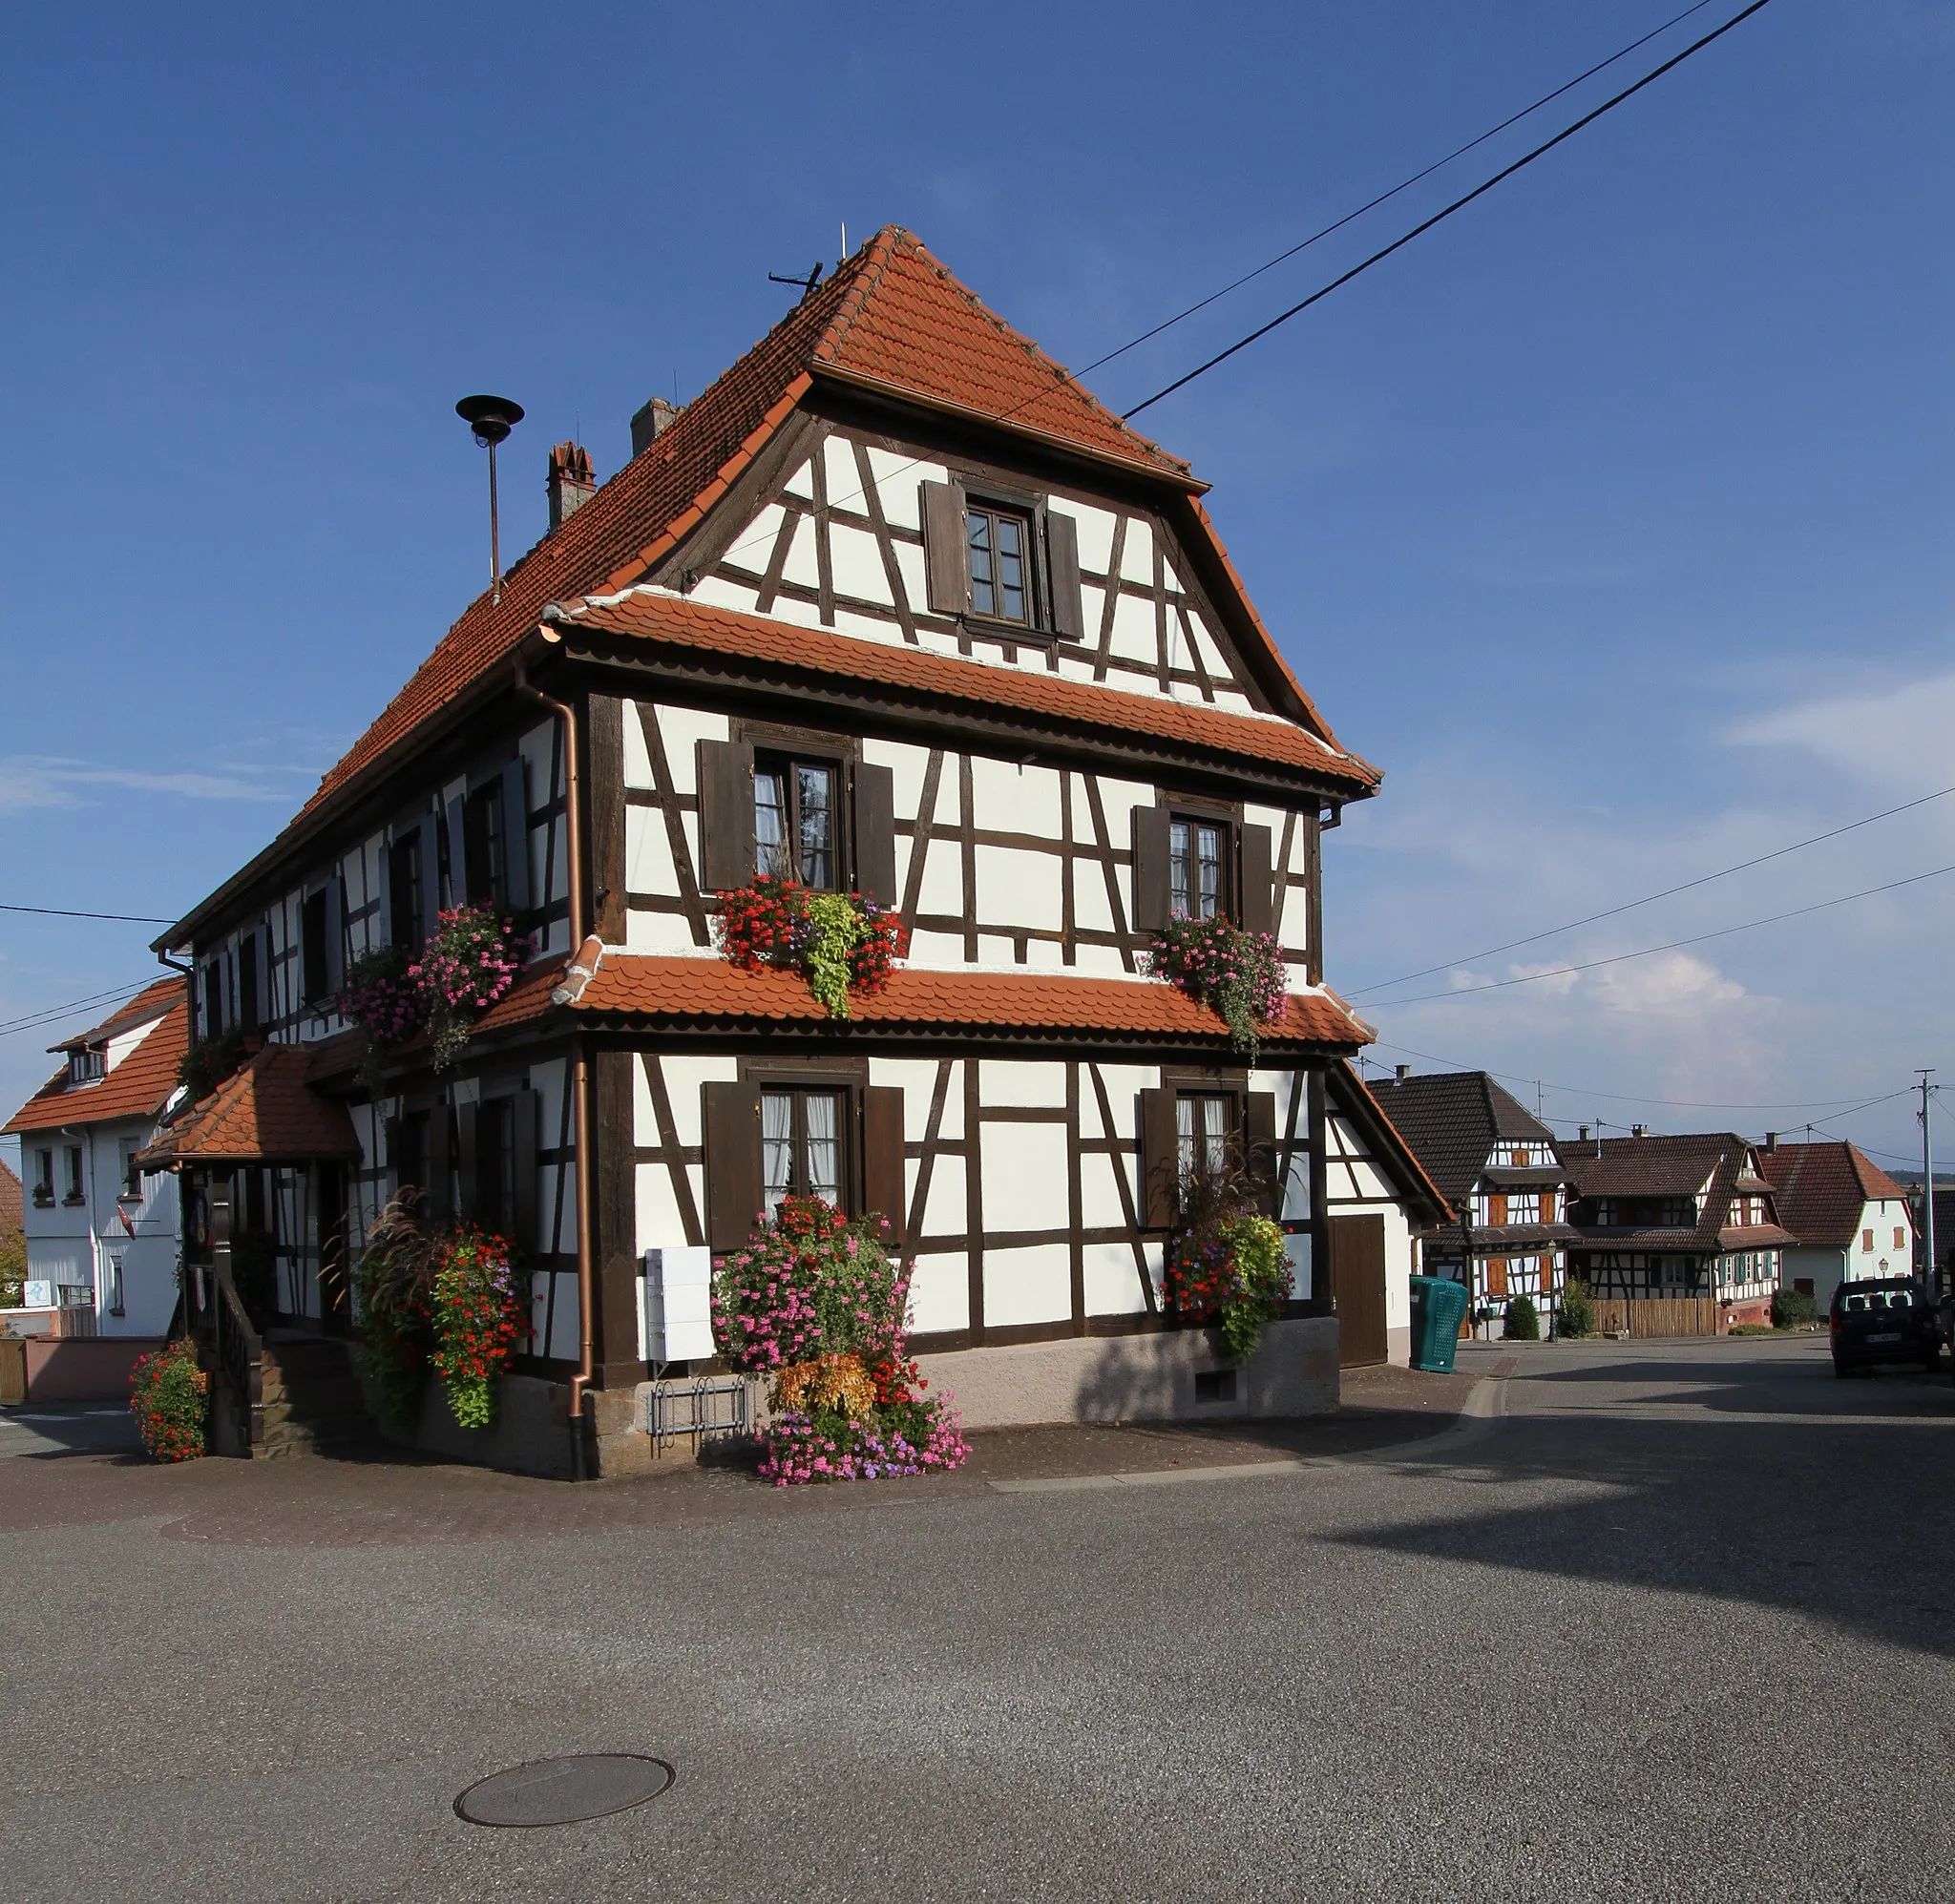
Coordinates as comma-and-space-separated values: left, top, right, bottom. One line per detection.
514, 643, 596, 1466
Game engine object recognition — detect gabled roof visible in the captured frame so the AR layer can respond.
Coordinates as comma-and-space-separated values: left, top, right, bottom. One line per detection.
163, 228, 1361, 947
1757, 1141, 1912, 1250
1560, 1132, 1795, 1252
3, 980, 188, 1137
1326, 1063, 1453, 1226
137, 1042, 359, 1168
564, 588, 1377, 793
1363, 1070, 1561, 1207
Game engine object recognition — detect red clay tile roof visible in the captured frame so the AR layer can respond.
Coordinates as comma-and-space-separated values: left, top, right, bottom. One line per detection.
3, 987, 189, 1137
1330, 1062, 1454, 1224
137, 1042, 359, 1166
566, 588, 1377, 790
0, 1158, 21, 1244
1757, 1141, 1912, 1249
472, 952, 1372, 1050
301, 229, 1197, 825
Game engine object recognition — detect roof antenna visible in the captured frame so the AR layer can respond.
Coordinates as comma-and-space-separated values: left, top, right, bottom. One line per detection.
455, 395, 525, 602
840, 219, 848, 261
767, 262, 824, 302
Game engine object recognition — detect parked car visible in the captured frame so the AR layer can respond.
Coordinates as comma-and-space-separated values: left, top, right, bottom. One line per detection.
1830, 1278, 1942, 1377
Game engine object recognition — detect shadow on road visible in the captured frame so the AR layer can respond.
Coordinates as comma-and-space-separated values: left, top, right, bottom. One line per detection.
1336, 1342, 1955, 1660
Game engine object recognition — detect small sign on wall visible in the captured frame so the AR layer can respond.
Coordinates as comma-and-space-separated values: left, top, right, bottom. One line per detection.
22, 1281, 54, 1310
641, 1245, 715, 1365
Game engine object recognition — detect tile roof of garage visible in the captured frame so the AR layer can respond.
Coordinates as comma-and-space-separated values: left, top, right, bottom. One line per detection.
3, 981, 188, 1137
463, 952, 1373, 1051
137, 1043, 360, 1166
564, 589, 1377, 789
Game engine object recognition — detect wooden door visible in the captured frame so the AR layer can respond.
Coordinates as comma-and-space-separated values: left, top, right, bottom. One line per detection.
1328, 1214, 1389, 1368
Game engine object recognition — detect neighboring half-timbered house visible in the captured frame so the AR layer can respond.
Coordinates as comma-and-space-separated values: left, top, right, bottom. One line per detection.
1366, 1067, 1577, 1332
146, 228, 1383, 1474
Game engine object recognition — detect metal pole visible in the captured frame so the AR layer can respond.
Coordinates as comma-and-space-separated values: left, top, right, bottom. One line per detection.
1920, 1070, 1936, 1292
489, 439, 502, 601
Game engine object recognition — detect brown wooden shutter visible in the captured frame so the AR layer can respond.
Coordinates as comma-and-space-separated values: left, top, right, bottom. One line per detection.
1238, 823, 1274, 936
1131, 806, 1171, 932
512, 1087, 538, 1256
702, 1080, 762, 1251
863, 1085, 907, 1245
697, 739, 756, 891
445, 796, 468, 907
428, 1102, 453, 1224
1045, 509, 1083, 639
322, 877, 345, 995
852, 762, 897, 906
1246, 1092, 1278, 1214
1139, 1086, 1178, 1230
416, 813, 442, 941
921, 480, 968, 616
455, 1100, 479, 1221
500, 759, 532, 911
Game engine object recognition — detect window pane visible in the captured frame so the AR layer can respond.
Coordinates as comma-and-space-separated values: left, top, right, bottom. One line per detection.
1199, 1096, 1229, 1177
1169, 820, 1191, 920
797, 764, 835, 889
754, 767, 788, 879
1176, 1094, 1195, 1177
1197, 824, 1221, 921
761, 1092, 794, 1216
968, 512, 996, 617
803, 1092, 840, 1203
996, 514, 1025, 622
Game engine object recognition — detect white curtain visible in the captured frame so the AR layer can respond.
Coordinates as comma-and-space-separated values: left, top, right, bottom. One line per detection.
804, 1093, 839, 1203
761, 1092, 794, 1216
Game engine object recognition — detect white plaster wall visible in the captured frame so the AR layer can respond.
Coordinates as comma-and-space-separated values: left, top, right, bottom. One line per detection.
981, 1243, 1072, 1328
907, 1251, 969, 1334
979, 1121, 1069, 1238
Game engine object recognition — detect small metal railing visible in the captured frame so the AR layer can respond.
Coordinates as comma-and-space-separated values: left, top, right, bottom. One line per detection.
644, 1374, 754, 1456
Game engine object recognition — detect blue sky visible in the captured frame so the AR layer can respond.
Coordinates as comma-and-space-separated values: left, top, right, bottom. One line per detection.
3, 1, 1950, 1178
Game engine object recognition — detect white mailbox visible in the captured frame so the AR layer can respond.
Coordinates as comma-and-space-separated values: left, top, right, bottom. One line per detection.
641, 1245, 715, 1365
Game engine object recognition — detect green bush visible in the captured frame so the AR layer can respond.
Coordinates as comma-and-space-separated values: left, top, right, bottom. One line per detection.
1558, 1278, 1594, 1338
1771, 1287, 1818, 1329
0, 1229, 25, 1309
1503, 1293, 1541, 1341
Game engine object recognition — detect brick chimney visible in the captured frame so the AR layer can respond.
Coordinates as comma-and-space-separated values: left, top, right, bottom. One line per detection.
630, 396, 679, 458
547, 442, 595, 532
1764, 1131, 1778, 1152
1395, 1064, 1410, 1081
1631, 1124, 1649, 1139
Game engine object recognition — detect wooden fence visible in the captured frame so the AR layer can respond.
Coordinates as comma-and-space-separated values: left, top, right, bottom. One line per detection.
1587, 1297, 1721, 1339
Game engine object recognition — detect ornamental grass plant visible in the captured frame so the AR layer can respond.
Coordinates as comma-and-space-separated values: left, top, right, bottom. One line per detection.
129, 1337, 208, 1462
711, 1194, 969, 1486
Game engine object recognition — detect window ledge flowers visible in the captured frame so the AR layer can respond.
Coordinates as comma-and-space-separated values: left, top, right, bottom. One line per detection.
1146, 916, 1288, 1058
716, 874, 902, 1017
338, 905, 527, 1074
711, 1194, 969, 1485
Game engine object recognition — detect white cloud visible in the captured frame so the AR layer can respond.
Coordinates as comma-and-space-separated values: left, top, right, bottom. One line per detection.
0, 755, 291, 816
1588, 950, 1748, 1017
1727, 667, 1955, 790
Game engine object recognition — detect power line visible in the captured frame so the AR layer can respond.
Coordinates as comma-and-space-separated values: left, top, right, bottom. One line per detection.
0, 979, 163, 1041
1074, 0, 1719, 383
0, 903, 179, 925
1365, 861, 1955, 1009
1124, 0, 1777, 418
1350, 780, 1955, 998
703, 5, 1742, 585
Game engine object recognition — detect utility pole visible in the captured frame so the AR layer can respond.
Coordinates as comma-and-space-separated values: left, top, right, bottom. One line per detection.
1919, 1070, 1937, 1293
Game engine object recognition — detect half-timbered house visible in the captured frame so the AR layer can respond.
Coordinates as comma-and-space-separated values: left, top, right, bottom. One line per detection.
146, 229, 1383, 1474
1366, 1067, 1577, 1332
1562, 1128, 1795, 1330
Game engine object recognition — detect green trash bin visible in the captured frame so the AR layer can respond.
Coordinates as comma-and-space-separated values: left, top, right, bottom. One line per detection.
1409, 1274, 1469, 1373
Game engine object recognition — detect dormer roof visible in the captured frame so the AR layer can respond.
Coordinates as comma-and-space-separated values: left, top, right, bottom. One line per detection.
3, 978, 188, 1137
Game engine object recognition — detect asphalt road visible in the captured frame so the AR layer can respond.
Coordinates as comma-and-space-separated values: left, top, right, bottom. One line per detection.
3, 1335, 1951, 1903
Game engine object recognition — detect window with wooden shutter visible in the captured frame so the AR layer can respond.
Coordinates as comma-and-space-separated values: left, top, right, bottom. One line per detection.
863, 1085, 907, 1244
1246, 1092, 1278, 1212
702, 1080, 763, 1250
512, 1088, 538, 1254
921, 480, 968, 616
427, 1102, 453, 1224
444, 795, 468, 907
697, 739, 757, 891
416, 813, 442, 942
301, 889, 329, 1004
852, 763, 897, 906
500, 759, 533, 911
1045, 511, 1083, 639
238, 928, 262, 1033
456, 1099, 482, 1222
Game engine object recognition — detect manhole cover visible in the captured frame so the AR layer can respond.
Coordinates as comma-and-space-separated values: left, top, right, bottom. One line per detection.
454, 1753, 674, 1828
